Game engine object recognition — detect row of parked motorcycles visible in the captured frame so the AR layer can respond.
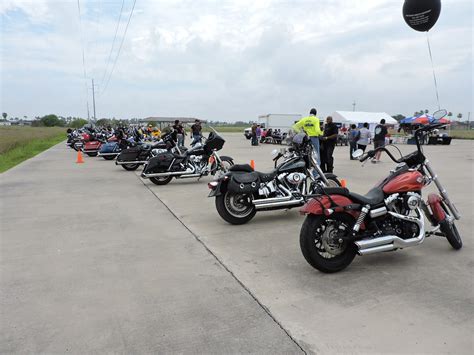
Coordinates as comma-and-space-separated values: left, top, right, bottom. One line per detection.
67, 109, 462, 273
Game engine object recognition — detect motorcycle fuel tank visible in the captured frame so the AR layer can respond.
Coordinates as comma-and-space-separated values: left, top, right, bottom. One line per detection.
277, 158, 305, 173
382, 170, 424, 194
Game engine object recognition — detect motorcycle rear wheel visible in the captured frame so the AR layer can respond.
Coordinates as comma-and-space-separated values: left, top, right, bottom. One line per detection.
300, 213, 357, 273
86, 152, 97, 157
103, 155, 115, 160
150, 176, 173, 185
215, 191, 256, 225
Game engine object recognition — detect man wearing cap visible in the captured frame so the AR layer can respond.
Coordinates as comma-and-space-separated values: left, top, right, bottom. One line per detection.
292, 108, 322, 165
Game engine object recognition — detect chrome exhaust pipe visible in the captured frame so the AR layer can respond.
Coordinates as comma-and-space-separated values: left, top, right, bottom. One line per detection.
254, 198, 304, 210
98, 152, 119, 156
141, 171, 199, 178
115, 160, 148, 165
356, 209, 425, 255
253, 195, 292, 205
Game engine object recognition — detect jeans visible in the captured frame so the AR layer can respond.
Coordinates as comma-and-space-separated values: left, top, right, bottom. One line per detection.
349, 141, 357, 159
191, 134, 202, 146
177, 134, 184, 147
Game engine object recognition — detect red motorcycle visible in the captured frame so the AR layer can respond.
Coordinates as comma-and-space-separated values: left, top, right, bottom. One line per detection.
299, 110, 462, 273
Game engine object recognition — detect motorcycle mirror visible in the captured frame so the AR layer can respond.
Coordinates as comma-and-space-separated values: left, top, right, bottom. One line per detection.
271, 149, 279, 157
432, 109, 447, 121
352, 149, 364, 159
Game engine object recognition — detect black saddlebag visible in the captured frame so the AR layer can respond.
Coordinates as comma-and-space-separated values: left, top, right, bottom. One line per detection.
227, 172, 260, 194
145, 152, 175, 173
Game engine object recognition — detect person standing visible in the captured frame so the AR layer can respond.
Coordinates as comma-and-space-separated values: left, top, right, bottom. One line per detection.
320, 116, 338, 173
348, 124, 360, 160
173, 120, 185, 147
251, 123, 258, 146
190, 119, 202, 146
357, 122, 371, 152
373, 119, 388, 163
292, 108, 322, 165
256, 125, 262, 143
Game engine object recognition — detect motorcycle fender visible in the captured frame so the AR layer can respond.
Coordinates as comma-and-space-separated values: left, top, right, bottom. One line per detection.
208, 177, 230, 197
300, 195, 363, 226
427, 193, 446, 222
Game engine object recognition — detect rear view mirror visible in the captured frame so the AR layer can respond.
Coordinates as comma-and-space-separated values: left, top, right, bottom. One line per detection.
352, 149, 364, 159
433, 109, 447, 121
271, 149, 279, 157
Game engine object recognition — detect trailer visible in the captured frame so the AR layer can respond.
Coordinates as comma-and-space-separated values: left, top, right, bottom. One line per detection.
257, 113, 302, 131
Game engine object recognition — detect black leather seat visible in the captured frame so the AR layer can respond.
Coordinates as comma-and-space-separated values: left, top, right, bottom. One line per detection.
257, 171, 277, 182
322, 187, 385, 205
230, 164, 254, 172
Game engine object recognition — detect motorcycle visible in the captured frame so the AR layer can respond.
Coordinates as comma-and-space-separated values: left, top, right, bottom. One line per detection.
115, 139, 168, 171
82, 132, 109, 157
141, 131, 234, 185
208, 133, 341, 225
299, 109, 462, 273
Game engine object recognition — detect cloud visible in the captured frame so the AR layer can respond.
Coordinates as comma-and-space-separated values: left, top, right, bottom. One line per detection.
1, 0, 472, 120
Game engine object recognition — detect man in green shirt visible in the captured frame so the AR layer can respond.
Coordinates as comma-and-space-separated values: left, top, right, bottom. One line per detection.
292, 108, 322, 165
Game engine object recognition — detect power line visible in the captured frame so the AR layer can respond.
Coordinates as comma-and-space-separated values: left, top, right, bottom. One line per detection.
77, 0, 91, 119
99, 0, 125, 88
100, 0, 137, 96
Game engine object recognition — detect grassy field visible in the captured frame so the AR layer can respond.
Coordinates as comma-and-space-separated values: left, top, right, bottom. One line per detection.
0, 126, 66, 173
448, 129, 474, 139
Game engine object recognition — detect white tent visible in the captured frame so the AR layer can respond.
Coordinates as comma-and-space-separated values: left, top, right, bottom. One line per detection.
331, 111, 397, 125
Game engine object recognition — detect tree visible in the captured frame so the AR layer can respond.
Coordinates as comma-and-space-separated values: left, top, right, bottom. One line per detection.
70, 118, 88, 128
40, 114, 63, 127
96, 118, 111, 127
392, 114, 406, 122
448, 112, 453, 117
2, 112, 7, 120
424, 109, 429, 114
457, 113, 463, 119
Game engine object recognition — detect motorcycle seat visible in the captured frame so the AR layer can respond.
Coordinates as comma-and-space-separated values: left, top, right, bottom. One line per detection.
322, 187, 385, 205
230, 164, 254, 172
232, 172, 260, 183
257, 171, 277, 183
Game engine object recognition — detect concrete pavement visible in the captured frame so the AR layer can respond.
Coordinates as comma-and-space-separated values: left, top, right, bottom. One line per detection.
139, 134, 474, 354
0, 143, 302, 353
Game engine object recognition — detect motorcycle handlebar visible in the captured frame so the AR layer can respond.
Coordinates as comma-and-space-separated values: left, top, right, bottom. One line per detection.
360, 147, 401, 164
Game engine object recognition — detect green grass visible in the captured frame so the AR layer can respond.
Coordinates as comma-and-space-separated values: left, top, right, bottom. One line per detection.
448, 129, 474, 140
0, 126, 66, 173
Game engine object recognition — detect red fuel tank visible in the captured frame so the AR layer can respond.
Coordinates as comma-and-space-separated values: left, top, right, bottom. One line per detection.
382, 171, 424, 194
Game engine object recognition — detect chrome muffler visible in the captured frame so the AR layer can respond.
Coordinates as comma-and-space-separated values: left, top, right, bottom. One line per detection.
254, 198, 304, 210
355, 208, 425, 255
98, 152, 119, 156
253, 195, 292, 205
141, 171, 200, 178
116, 161, 147, 165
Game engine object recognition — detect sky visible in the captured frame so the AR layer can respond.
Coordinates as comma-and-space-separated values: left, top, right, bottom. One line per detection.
0, 0, 472, 121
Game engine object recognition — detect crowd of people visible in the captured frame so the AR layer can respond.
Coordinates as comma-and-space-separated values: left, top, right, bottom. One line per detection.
251, 108, 389, 174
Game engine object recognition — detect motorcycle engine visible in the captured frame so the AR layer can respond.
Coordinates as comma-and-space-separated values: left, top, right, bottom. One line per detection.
377, 216, 419, 239
285, 173, 306, 186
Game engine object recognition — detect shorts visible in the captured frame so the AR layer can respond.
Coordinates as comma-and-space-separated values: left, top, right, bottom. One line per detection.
374, 140, 385, 149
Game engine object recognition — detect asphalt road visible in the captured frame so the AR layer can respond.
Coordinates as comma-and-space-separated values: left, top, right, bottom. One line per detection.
1, 134, 473, 354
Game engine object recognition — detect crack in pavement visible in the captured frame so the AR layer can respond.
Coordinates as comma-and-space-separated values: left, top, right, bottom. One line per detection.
136, 175, 307, 354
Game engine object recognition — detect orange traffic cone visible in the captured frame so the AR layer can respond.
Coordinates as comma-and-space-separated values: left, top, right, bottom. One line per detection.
76, 150, 84, 164
250, 159, 255, 170
340, 179, 347, 188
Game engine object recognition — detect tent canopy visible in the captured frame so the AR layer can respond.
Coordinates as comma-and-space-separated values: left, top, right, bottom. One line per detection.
331, 111, 397, 125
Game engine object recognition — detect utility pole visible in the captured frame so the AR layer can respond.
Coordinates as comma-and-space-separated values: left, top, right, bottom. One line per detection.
352, 101, 356, 112
91, 78, 97, 121
468, 112, 471, 130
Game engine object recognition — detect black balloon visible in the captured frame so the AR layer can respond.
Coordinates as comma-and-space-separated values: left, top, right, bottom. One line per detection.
403, 0, 441, 32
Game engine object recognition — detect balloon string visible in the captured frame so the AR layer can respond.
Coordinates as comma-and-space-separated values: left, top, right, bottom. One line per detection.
426, 33, 441, 110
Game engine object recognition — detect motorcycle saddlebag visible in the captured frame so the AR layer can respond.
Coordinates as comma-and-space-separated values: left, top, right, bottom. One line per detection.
117, 146, 141, 162
227, 172, 260, 194
145, 152, 175, 173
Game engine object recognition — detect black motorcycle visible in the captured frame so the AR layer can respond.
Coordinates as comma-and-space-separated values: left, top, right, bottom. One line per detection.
141, 131, 234, 185
115, 140, 168, 171
208, 133, 341, 225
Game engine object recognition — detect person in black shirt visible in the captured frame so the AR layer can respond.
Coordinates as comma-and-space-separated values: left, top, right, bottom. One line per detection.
373, 119, 388, 163
320, 116, 338, 173
190, 119, 202, 146
173, 120, 185, 147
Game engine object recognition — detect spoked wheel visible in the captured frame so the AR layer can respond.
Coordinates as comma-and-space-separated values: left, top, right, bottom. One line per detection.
439, 203, 462, 250
150, 176, 173, 185
211, 158, 234, 178
300, 213, 357, 273
121, 163, 139, 171
215, 191, 256, 225
311, 173, 341, 193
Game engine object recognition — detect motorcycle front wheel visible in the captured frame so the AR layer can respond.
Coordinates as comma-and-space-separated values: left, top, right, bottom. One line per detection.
215, 191, 256, 225
103, 155, 116, 160
121, 163, 139, 171
300, 213, 357, 273
439, 203, 462, 250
